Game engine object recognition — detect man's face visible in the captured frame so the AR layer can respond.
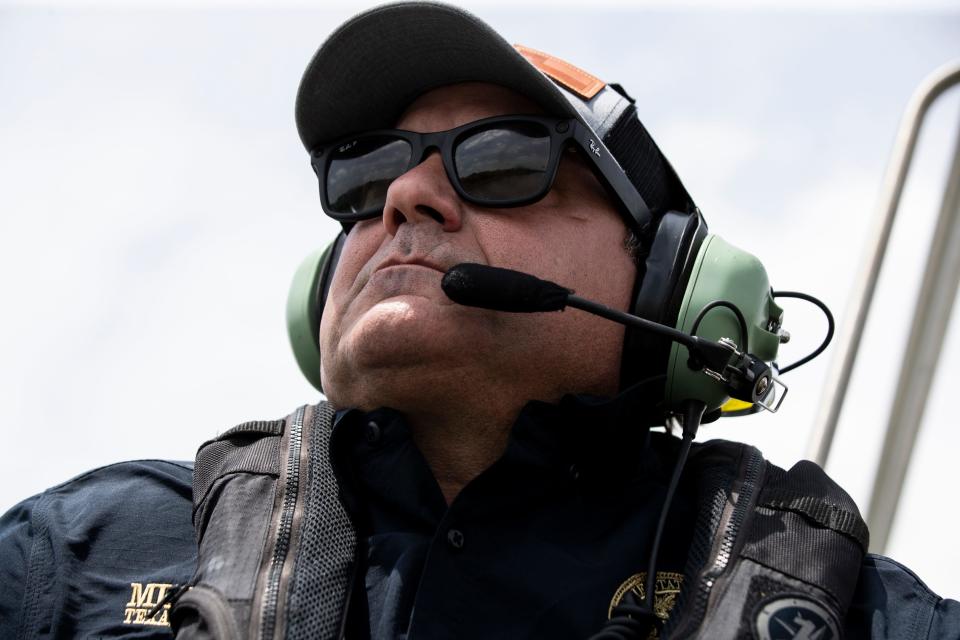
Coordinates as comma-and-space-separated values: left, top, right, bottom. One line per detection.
319, 82, 637, 412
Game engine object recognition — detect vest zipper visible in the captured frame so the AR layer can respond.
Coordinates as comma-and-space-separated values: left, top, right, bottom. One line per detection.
685, 447, 764, 633
258, 404, 306, 640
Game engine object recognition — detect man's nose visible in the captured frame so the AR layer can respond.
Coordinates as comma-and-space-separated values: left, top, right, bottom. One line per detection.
382, 150, 464, 236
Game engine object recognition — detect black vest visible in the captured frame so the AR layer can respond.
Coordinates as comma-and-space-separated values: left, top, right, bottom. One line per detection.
170, 402, 868, 640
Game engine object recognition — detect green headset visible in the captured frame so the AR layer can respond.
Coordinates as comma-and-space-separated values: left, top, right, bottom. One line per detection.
286, 232, 344, 396
286, 209, 788, 420
287, 31, 795, 420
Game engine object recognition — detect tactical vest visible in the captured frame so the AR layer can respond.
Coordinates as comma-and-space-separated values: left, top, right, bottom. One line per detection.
169, 402, 868, 639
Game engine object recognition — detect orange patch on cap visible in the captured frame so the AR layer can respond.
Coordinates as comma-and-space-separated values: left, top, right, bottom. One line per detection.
514, 44, 606, 100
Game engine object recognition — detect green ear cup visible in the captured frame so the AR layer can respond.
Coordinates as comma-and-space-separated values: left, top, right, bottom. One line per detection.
665, 234, 783, 412
286, 246, 330, 393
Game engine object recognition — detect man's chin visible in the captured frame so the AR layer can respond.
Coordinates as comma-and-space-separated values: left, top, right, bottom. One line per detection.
347, 296, 452, 338
333, 302, 472, 369
322, 332, 466, 410
321, 294, 503, 400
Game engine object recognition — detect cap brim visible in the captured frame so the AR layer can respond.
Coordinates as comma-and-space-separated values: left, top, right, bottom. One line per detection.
295, 1, 578, 150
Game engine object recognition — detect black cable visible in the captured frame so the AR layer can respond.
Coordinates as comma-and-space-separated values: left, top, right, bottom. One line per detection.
690, 300, 749, 353
587, 400, 706, 640
641, 401, 704, 620
772, 291, 835, 374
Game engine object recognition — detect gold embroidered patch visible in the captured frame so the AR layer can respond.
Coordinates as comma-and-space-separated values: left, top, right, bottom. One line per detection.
608, 572, 684, 639
514, 44, 606, 100
122, 582, 174, 627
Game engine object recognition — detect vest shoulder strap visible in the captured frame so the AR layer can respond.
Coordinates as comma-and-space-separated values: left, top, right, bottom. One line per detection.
668, 440, 867, 640
172, 402, 355, 640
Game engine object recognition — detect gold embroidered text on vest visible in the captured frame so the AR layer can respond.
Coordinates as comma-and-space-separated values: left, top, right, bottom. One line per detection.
123, 582, 173, 626
608, 572, 684, 640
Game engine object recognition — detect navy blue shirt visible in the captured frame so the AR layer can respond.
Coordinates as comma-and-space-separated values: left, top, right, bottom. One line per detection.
847, 555, 960, 639
2, 407, 959, 638
328, 396, 704, 639
0, 459, 195, 638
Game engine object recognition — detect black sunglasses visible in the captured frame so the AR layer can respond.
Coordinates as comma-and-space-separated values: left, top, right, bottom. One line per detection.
309, 115, 651, 229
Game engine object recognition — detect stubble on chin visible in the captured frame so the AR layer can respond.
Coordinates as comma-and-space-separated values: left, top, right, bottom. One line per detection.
321, 296, 508, 411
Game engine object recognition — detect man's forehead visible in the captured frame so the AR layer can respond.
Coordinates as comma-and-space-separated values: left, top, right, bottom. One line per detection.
394, 82, 545, 133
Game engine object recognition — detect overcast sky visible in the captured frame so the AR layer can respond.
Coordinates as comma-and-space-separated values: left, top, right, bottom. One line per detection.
1, 1, 959, 596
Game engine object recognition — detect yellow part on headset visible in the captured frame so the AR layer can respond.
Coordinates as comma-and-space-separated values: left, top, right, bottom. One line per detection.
721, 398, 755, 416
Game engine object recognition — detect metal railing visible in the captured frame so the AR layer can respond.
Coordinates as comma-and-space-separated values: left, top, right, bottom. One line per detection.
805, 60, 960, 554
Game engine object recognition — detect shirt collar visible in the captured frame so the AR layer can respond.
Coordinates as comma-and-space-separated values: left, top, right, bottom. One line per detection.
331, 374, 669, 484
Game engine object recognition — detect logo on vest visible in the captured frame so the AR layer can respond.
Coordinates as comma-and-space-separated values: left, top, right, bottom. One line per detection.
754, 595, 840, 640
608, 571, 684, 639
123, 582, 174, 627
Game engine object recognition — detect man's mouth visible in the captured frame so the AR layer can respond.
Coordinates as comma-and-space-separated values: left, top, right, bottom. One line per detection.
375, 256, 449, 274
364, 258, 448, 300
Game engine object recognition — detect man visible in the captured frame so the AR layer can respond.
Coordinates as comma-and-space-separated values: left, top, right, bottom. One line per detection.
2, 2, 958, 639
318, 80, 637, 505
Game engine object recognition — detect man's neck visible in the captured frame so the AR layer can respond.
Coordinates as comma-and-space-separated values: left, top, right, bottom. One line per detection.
328, 365, 615, 504
402, 401, 521, 505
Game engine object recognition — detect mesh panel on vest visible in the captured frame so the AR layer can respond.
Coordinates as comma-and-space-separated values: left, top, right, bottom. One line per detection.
663, 460, 737, 638
760, 461, 869, 551
192, 434, 282, 527
286, 402, 357, 639
688, 468, 734, 573
742, 507, 861, 608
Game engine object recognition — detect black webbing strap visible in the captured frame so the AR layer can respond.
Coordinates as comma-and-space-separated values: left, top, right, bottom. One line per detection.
219, 419, 285, 437
603, 104, 695, 219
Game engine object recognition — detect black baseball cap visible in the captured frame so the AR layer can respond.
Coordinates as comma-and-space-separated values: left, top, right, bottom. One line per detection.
294, 1, 694, 226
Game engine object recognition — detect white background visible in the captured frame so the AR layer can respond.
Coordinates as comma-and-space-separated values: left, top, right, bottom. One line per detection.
1, 0, 959, 597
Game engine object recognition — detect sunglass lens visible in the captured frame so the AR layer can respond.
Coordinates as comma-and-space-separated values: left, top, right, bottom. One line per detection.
326, 136, 412, 215
454, 122, 551, 203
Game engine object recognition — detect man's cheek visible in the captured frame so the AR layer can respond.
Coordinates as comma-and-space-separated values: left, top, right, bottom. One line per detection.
324, 249, 373, 324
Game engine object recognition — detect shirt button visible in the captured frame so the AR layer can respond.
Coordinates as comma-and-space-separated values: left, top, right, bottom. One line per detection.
364, 420, 381, 444
447, 528, 465, 550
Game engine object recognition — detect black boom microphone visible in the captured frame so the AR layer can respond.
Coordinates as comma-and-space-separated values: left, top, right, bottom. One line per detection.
440, 263, 737, 376
440, 262, 570, 313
